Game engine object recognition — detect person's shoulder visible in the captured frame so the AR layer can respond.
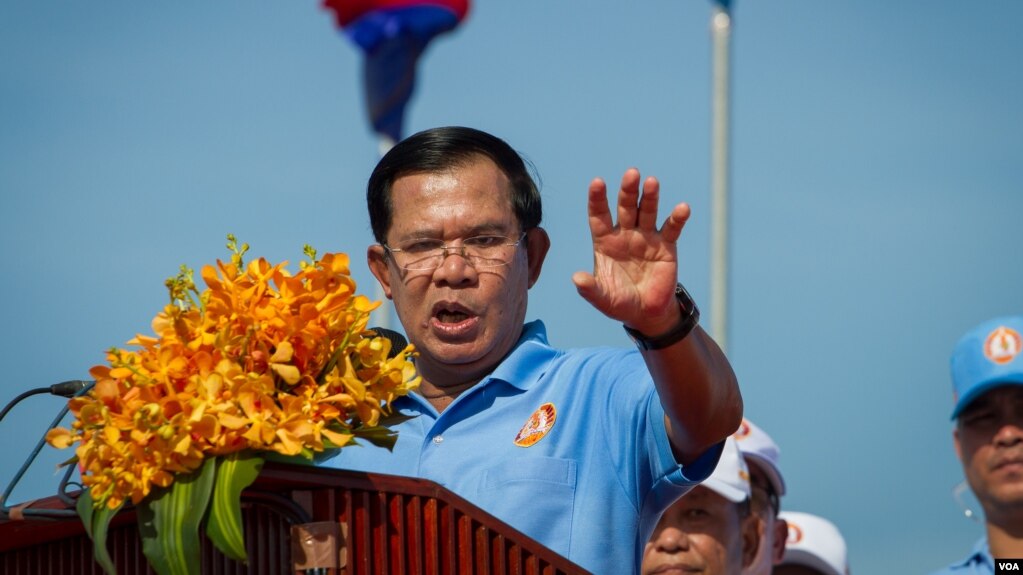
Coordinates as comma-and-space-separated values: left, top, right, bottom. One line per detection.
550, 344, 644, 377
927, 565, 964, 575
926, 563, 985, 575
525, 320, 640, 366
926, 538, 992, 575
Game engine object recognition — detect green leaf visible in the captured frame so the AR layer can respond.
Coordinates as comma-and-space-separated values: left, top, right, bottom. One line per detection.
378, 412, 416, 427
59, 453, 80, 468
205, 452, 264, 562
262, 450, 315, 467
137, 458, 216, 575
352, 415, 415, 451
76, 490, 124, 575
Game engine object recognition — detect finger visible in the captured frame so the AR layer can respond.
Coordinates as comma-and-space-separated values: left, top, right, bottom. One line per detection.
636, 175, 660, 231
660, 202, 692, 244
616, 168, 642, 230
587, 177, 614, 238
571, 271, 605, 309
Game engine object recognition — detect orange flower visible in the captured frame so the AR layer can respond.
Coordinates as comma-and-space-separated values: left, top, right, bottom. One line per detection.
47, 238, 420, 512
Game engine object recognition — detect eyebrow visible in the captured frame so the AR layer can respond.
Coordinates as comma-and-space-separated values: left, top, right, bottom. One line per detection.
392, 222, 516, 244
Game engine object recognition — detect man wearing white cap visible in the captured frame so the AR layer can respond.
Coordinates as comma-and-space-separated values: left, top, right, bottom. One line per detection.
775, 511, 848, 575
930, 315, 1023, 574
733, 418, 788, 574
642, 437, 760, 575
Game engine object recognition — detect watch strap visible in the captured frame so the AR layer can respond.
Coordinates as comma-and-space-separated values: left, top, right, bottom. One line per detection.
623, 283, 701, 351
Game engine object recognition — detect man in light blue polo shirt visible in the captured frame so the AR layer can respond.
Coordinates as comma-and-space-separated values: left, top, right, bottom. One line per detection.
929, 315, 1023, 574
321, 126, 741, 573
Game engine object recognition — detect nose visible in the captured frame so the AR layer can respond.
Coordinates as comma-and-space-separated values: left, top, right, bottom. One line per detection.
993, 420, 1023, 447
431, 245, 478, 286
651, 526, 691, 552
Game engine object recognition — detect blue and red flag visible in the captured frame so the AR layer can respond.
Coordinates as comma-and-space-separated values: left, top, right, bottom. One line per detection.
323, 0, 470, 146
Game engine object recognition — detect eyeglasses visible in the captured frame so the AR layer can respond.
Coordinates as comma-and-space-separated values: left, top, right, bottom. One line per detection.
383, 233, 527, 271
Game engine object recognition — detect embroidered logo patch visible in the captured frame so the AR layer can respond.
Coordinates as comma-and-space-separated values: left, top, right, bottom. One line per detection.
786, 521, 804, 545
985, 326, 1022, 365
514, 403, 556, 447
733, 418, 752, 440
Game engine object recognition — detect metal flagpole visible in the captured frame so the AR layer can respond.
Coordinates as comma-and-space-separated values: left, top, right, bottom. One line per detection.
709, 0, 732, 354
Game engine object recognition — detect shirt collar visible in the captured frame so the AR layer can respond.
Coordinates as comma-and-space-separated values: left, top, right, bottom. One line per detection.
950, 536, 992, 569
396, 320, 559, 413
487, 320, 559, 390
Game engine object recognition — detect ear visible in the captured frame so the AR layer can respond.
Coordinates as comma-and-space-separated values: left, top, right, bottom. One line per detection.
771, 518, 788, 564
740, 513, 761, 569
525, 227, 550, 288
953, 426, 962, 463
367, 245, 394, 299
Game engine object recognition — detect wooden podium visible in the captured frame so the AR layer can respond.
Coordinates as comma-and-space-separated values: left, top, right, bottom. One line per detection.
0, 463, 589, 575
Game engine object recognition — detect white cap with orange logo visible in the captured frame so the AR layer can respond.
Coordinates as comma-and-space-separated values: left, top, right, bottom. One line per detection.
732, 417, 786, 497
778, 511, 848, 575
701, 437, 752, 503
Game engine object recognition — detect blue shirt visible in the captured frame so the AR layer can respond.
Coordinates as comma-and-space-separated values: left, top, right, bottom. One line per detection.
320, 320, 722, 574
929, 537, 994, 575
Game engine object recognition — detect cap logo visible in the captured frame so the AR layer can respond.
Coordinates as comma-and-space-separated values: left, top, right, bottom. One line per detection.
514, 403, 556, 447
734, 419, 752, 440
984, 326, 1022, 365
787, 522, 804, 545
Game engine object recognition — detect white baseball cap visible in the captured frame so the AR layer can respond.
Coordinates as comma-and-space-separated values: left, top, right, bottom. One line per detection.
701, 437, 752, 503
778, 511, 848, 575
733, 417, 786, 497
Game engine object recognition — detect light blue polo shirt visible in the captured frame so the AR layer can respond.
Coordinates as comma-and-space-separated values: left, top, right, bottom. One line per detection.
320, 320, 723, 574
929, 538, 994, 575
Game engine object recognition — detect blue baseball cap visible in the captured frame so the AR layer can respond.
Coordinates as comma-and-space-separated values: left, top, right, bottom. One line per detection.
950, 315, 1023, 420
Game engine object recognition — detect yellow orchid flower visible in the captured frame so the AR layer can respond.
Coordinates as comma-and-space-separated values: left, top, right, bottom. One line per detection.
47, 238, 419, 516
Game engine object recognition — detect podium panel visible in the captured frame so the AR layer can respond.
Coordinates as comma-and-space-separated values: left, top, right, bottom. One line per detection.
0, 463, 590, 575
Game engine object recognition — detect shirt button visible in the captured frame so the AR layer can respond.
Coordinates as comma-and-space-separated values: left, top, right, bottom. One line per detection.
432, 435, 444, 445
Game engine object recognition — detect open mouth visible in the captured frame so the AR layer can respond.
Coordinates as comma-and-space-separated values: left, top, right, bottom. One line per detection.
431, 301, 477, 330
437, 309, 471, 323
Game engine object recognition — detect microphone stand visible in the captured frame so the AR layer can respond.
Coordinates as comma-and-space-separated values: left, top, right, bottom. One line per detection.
0, 381, 94, 520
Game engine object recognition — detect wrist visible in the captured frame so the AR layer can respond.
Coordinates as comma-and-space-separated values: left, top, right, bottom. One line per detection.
623, 283, 700, 351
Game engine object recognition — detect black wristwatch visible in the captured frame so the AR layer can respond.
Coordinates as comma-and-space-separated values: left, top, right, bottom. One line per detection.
623, 283, 700, 351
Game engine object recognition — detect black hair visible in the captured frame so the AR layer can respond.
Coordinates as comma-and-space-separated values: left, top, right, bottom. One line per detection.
366, 126, 542, 244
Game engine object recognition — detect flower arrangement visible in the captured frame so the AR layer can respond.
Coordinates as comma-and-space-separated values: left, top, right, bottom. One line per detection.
46, 236, 419, 575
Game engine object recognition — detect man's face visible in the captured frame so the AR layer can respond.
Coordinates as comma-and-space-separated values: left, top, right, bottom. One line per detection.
642, 486, 757, 575
954, 385, 1023, 519
745, 461, 787, 575
367, 156, 547, 386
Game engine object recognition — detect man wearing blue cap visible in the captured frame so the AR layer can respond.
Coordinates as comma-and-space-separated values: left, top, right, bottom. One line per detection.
930, 315, 1023, 574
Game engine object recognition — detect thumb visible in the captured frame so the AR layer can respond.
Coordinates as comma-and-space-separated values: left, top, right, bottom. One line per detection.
572, 271, 602, 306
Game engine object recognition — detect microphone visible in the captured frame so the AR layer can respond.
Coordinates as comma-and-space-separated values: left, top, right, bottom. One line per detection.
49, 379, 92, 397
368, 327, 408, 359
0, 380, 93, 424
1, 379, 93, 520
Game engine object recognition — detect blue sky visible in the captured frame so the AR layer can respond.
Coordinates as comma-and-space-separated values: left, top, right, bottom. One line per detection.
2, 1, 1022, 572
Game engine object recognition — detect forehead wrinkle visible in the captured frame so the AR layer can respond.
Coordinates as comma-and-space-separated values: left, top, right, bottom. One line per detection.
387, 159, 517, 244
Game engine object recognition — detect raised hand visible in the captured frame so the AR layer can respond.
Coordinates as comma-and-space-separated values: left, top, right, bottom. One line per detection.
571, 168, 690, 336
